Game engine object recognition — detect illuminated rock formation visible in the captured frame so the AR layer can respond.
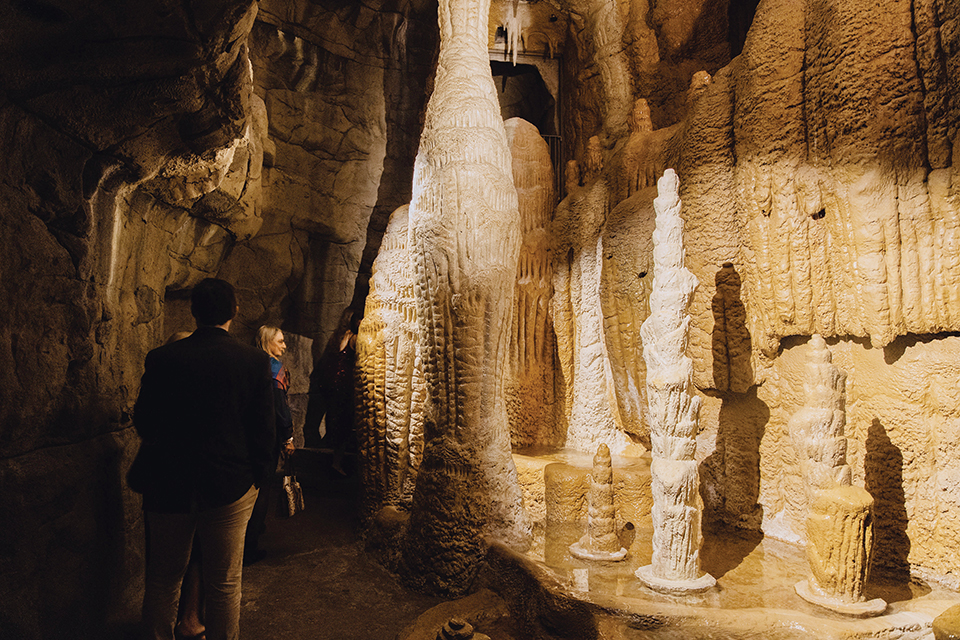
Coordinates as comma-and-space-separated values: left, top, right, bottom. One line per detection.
552, 138, 636, 455
569, 443, 627, 561
357, 205, 425, 514
789, 335, 885, 616
503, 118, 560, 449
797, 487, 884, 617
400, 0, 531, 594
636, 169, 715, 594
787, 335, 852, 500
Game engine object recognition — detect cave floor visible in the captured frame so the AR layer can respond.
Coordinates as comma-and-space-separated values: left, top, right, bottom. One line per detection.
224, 449, 960, 640
239, 452, 443, 640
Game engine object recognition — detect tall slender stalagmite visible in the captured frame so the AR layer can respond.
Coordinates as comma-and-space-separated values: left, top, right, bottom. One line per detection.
636, 169, 715, 594
400, 0, 531, 594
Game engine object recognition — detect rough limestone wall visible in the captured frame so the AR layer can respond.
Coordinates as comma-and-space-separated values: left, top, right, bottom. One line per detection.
716, 0, 959, 583
560, 0, 729, 178
221, 0, 438, 355
0, 2, 261, 637
732, 0, 960, 354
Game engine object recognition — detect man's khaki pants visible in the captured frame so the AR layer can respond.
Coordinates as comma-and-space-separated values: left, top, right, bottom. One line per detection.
142, 485, 258, 640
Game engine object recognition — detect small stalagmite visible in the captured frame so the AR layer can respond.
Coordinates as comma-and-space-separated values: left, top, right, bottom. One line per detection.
569, 443, 627, 561
436, 617, 490, 640
789, 334, 886, 617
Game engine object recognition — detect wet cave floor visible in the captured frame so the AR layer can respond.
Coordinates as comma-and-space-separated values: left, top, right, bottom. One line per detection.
240, 450, 960, 640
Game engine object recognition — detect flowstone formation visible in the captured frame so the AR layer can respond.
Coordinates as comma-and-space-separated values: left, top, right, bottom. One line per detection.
569, 444, 628, 562
788, 335, 885, 617
357, 205, 425, 514
356, 122, 558, 517
636, 169, 715, 594
502, 117, 560, 449
400, 0, 531, 594
552, 137, 637, 455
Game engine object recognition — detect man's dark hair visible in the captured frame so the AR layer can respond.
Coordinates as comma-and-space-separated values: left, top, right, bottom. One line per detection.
191, 278, 237, 326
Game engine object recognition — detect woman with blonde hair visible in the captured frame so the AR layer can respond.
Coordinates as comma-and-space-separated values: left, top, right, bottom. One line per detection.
244, 325, 295, 563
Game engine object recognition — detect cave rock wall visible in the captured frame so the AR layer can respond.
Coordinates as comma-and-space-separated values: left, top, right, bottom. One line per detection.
555, 0, 960, 585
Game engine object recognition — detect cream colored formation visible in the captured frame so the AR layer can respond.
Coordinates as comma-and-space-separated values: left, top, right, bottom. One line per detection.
787, 335, 885, 616
355, 0, 960, 605
502, 118, 561, 450
569, 444, 627, 562
357, 205, 424, 513
378, 0, 531, 593
552, 138, 638, 456
634, 170, 714, 593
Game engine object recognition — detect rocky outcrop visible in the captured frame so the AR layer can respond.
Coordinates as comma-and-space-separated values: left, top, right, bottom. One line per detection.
243, 0, 439, 350
0, 0, 440, 635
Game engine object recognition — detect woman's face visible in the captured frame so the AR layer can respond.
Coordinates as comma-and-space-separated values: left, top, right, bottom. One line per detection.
267, 331, 286, 358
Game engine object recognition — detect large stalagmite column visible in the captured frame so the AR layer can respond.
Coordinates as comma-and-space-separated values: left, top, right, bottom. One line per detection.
399, 0, 531, 594
636, 169, 715, 594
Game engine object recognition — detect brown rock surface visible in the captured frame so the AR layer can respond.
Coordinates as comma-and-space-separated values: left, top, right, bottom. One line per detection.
0, 0, 439, 635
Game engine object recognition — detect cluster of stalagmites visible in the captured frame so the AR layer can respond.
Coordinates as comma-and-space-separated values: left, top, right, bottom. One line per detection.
788, 335, 885, 617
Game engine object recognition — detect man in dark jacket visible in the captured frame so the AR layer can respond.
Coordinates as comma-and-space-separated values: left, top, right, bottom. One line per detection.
134, 278, 275, 640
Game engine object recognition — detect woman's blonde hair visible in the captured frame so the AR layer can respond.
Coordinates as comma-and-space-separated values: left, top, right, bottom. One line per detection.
256, 325, 281, 354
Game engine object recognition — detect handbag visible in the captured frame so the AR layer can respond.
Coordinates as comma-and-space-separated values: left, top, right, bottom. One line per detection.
281, 474, 305, 517
279, 452, 305, 517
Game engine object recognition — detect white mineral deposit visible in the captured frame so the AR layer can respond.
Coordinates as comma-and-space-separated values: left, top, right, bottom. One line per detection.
635, 168, 715, 594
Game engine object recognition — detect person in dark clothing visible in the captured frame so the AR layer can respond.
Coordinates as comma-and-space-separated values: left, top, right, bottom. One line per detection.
243, 325, 295, 563
133, 278, 275, 640
303, 309, 361, 473
328, 313, 360, 475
